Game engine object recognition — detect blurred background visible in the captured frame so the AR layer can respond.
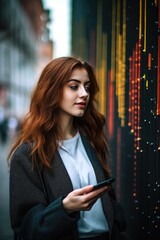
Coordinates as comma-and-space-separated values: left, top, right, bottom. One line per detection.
0, 0, 159, 239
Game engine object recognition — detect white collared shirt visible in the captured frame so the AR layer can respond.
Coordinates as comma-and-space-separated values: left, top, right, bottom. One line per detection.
58, 132, 109, 237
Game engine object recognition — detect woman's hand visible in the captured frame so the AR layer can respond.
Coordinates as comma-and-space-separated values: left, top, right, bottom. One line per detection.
62, 185, 108, 214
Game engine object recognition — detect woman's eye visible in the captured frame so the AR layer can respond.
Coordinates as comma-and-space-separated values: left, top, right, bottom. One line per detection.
70, 85, 78, 90
85, 85, 90, 92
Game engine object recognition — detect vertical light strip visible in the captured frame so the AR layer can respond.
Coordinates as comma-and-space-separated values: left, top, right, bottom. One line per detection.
129, 39, 142, 197
134, 44, 138, 198
137, 40, 141, 150
131, 50, 135, 132
115, 0, 126, 127
119, 35, 124, 126
100, 33, 107, 114
121, 0, 126, 127
111, 0, 116, 82
143, 0, 147, 52
116, 0, 121, 123
139, 0, 142, 39
96, 0, 102, 111
115, 0, 120, 97
108, 70, 114, 138
128, 57, 132, 127
134, 44, 138, 139
157, 2, 160, 115
129, 48, 137, 197
143, 73, 148, 90
148, 53, 151, 70
117, 127, 121, 200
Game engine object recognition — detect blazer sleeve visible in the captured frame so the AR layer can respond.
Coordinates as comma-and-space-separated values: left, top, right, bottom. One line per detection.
106, 188, 128, 240
9, 147, 79, 240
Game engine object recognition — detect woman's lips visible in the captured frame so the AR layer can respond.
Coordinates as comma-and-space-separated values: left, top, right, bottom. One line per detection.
75, 102, 86, 109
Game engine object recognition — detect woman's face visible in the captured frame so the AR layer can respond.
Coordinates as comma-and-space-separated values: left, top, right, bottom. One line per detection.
59, 67, 90, 118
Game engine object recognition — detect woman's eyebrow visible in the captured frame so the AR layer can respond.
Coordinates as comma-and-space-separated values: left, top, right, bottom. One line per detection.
67, 79, 90, 83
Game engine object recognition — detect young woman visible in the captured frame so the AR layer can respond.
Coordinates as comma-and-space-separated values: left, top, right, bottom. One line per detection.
8, 57, 127, 240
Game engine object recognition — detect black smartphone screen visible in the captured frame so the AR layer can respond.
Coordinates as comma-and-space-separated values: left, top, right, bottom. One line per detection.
93, 177, 115, 190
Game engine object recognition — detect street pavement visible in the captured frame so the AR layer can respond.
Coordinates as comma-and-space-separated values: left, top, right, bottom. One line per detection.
0, 140, 14, 240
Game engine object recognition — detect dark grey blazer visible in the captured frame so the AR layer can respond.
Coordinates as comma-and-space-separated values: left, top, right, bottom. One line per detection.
10, 134, 126, 240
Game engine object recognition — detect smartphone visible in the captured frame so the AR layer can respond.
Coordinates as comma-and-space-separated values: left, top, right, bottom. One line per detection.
93, 177, 115, 190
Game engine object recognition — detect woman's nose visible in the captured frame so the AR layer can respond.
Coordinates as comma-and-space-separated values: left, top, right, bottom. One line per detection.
79, 86, 88, 97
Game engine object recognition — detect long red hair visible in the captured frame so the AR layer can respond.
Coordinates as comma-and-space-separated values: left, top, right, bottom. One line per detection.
8, 57, 110, 172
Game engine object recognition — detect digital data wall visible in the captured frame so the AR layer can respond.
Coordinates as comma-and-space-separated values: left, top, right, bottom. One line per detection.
72, 1, 160, 239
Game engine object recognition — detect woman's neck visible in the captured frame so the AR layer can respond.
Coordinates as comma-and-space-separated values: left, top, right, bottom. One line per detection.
59, 114, 77, 140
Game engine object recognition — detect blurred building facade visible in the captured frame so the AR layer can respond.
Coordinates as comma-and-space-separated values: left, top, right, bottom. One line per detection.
0, 1, 53, 239
0, 0, 53, 125
72, 0, 160, 240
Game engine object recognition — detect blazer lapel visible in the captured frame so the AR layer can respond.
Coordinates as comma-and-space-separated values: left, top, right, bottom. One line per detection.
80, 134, 114, 233
42, 150, 74, 201
80, 133, 106, 182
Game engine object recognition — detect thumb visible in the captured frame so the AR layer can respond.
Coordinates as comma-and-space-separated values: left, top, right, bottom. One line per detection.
74, 185, 94, 195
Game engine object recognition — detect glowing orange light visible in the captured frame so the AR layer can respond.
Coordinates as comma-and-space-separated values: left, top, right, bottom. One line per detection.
148, 53, 151, 70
